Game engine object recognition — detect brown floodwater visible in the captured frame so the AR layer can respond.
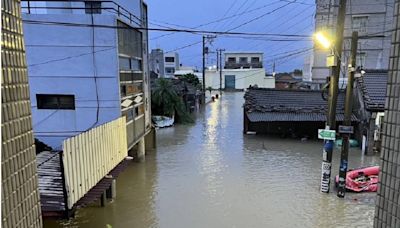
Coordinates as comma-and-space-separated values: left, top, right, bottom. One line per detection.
45, 92, 380, 228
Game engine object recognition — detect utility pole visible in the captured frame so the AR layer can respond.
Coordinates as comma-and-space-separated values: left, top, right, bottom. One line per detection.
320, 0, 347, 193
202, 35, 216, 103
272, 61, 276, 77
337, 31, 358, 198
202, 35, 206, 104
216, 50, 219, 71
216, 48, 225, 94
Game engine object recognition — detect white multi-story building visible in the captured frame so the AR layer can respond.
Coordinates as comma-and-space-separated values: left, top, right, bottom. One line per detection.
307, 0, 394, 85
22, 0, 152, 150
205, 52, 275, 90
149, 49, 179, 78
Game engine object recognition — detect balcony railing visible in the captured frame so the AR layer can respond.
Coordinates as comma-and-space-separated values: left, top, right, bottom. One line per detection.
224, 62, 263, 69
21, 0, 142, 26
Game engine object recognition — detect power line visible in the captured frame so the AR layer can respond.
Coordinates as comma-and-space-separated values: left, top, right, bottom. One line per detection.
28, 47, 116, 67
225, 0, 297, 32
150, 0, 284, 41
220, 0, 252, 30
212, 0, 240, 31
165, 41, 202, 53
22, 19, 313, 37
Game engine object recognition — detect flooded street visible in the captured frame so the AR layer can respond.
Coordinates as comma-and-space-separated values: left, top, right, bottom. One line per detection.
46, 92, 380, 228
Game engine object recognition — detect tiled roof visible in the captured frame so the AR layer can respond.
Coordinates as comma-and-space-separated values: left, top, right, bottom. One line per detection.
247, 112, 357, 122
244, 88, 358, 122
356, 70, 388, 111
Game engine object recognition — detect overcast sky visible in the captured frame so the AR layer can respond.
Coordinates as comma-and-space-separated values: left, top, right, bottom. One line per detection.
146, 0, 315, 73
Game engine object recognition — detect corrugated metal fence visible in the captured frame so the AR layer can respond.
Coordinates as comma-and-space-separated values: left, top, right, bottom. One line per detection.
62, 117, 128, 209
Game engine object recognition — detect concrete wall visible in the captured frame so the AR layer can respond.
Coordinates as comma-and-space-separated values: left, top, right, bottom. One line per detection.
164, 52, 179, 78
374, 1, 400, 227
205, 69, 275, 90
149, 49, 165, 77
312, 0, 394, 84
1, 0, 42, 227
142, 2, 152, 131
23, 14, 121, 148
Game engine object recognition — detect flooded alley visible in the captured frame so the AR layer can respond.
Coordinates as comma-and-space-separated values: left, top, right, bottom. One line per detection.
46, 92, 380, 228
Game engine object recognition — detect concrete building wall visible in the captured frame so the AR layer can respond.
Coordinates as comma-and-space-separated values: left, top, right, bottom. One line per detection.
141, 2, 152, 131
22, 0, 150, 149
374, 1, 400, 227
23, 14, 121, 148
149, 49, 165, 77
205, 69, 275, 90
1, 0, 42, 227
312, 0, 394, 84
164, 52, 179, 78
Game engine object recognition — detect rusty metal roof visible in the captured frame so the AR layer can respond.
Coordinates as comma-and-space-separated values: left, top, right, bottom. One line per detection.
244, 88, 358, 122
356, 70, 388, 112
36, 151, 65, 216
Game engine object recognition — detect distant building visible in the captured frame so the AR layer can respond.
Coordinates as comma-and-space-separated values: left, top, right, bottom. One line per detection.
308, 0, 394, 86
275, 74, 301, 89
205, 52, 274, 90
224, 52, 263, 69
205, 68, 275, 90
149, 48, 165, 77
22, 0, 152, 150
2, 0, 42, 227
243, 88, 358, 137
149, 49, 179, 78
174, 66, 196, 76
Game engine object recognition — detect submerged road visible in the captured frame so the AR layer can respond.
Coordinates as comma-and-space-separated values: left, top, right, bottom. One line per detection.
46, 92, 380, 228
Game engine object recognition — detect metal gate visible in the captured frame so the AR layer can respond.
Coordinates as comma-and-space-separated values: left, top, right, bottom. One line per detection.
225, 75, 236, 89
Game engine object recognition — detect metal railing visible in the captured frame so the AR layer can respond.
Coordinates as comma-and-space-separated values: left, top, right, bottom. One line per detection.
21, 0, 143, 26
224, 62, 263, 69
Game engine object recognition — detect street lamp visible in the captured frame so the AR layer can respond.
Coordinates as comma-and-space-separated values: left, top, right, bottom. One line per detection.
314, 31, 333, 49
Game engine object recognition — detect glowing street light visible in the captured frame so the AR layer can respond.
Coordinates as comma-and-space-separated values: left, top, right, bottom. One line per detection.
314, 32, 332, 49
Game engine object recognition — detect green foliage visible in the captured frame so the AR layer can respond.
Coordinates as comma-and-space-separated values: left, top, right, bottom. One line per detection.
177, 73, 201, 89
151, 78, 193, 123
293, 69, 303, 75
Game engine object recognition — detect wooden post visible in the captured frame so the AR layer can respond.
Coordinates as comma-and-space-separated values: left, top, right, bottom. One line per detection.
366, 114, 377, 155
106, 179, 116, 200
136, 138, 145, 162
100, 191, 107, 207
243, 108, 249, 134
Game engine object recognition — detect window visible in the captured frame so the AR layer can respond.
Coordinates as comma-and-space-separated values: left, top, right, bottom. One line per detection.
165, 57, 175, 62
85, 2, 101, 14
251, 57, 260, 63
119, 57, 142, 71
165, 67, 175, 74
352, 16, 368, 33
239, 57, 248, 63
227, 57, 236, 63
37, 94, 75, 110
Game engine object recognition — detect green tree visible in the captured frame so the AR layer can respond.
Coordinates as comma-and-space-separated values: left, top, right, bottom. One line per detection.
177, 73, 201, 89
151, 78, 193, 123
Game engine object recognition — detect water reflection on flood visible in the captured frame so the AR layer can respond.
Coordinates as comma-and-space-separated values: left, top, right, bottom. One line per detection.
45, 92, 380, 228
